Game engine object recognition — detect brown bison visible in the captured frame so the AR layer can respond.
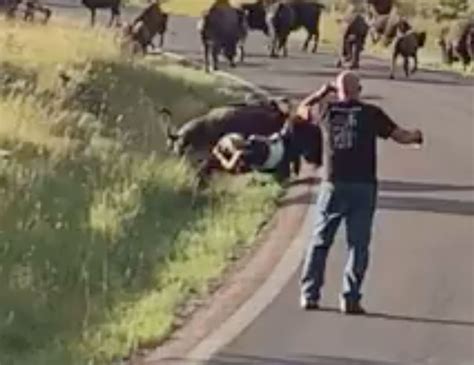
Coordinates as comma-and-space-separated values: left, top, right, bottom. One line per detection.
163, 98, 292, 158
81, 0, 121, 27
241, 0, 324, 57
367, 0, 394, 16
370, 13, 412, 46
390, 30, 427, 79
337, 13, 369, 69
439, 18, 474, 70
125, 1, 169, 53
2, 0, 51, 23
199, 0, 248, 71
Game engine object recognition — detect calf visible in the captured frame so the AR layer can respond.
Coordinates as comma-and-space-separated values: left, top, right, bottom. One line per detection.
390, 31, 427, 79
126, 1, 169, 53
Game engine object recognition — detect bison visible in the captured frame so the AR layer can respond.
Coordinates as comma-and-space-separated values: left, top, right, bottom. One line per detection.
370, 13, 412, 46
240, 0, 269, 35
266, 1, 296, 58
242, 0, 324, 57
163, 98, 292, 159
2, 0, 51, 23
199, 0, 247, 72
367, 0, 394, 17
439, 18, 474, 70
337, 13, 369, 69
81, 0, 121, 27
124, 1, 169, 54
390, 30, 427, 79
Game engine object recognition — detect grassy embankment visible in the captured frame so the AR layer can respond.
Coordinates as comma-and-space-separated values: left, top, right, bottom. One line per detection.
0, 19, 281, 365
162, 0, 473, 75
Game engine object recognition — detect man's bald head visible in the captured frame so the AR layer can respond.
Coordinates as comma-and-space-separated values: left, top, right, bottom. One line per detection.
335, 70, 361, 101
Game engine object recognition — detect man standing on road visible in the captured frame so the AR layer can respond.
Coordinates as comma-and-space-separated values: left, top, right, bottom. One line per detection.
297, 71, 423, 314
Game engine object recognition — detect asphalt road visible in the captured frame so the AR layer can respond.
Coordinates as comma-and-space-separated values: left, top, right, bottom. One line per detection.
49, 9, 474, 365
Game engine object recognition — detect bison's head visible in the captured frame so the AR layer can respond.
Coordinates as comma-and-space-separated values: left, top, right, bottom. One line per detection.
269, 97, 292, 118
416, 31, 427, 49
240, 1, 269, 34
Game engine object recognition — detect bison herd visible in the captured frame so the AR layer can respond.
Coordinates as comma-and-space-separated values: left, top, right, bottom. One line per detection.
1, 0, 473, 76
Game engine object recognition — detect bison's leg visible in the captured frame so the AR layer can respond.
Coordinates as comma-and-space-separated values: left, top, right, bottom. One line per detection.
90, 8, 96, 26
311, 30, 319, 53
42, 7, 51, 24
412, 53, 418, 74
389, 50, 398, 79
203, 42, 211, 73
302, 31, 312, 52
238, 42, 245, 63
403, 56, 410, 77
350, 41, 361, 69
270, 36, 279, 58
211, 44, 220, 71
279, 34, 289, 58
159, 33, 165, 48
109, 6, 121, 27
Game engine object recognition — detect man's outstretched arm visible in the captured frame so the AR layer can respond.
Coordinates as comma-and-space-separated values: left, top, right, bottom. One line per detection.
390, 127, 423, 145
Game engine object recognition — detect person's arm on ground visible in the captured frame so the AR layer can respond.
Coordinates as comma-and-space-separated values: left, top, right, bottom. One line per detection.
212, 146, 244, 171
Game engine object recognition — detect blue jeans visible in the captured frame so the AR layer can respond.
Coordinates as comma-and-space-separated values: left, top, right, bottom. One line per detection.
300, 181, 377, 302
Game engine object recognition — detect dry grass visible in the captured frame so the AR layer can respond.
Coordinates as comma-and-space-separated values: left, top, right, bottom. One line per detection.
0, 19, 281, 365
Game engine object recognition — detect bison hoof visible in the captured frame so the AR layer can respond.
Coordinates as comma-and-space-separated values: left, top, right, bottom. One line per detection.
389, 74, 395, 80
336, 60, 342, 68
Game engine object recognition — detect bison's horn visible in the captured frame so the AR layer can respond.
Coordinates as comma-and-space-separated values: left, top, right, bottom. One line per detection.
156, 107, 174, 136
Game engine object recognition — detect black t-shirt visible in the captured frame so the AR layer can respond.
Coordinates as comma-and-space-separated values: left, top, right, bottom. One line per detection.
320, 100, 397, 183
242, 135, 270, 168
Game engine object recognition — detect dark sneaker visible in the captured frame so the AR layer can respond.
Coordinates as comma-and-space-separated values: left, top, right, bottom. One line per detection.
300, 296, 319, 311
340, 299, 366, 315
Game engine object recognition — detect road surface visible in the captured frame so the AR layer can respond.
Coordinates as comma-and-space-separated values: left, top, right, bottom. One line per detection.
51, 9, 474, 365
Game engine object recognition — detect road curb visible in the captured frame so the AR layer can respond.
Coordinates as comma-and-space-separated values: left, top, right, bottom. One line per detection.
133, 51, 319, 365
187, 184, 317, 363
159, 51, 271, 99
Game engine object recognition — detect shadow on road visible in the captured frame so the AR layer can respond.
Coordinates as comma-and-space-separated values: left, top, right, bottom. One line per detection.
316, 307, 474, 328
378, 196, 474, 216
379, 180, 474, 192
279, 180, 474, 216
163, 353, 401, 365
274, 62, 473, 87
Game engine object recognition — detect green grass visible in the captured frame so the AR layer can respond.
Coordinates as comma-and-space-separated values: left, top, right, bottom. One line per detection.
0, 19, 281, 365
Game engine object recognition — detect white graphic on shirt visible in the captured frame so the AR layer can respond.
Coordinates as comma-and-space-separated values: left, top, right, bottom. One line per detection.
330, 109, 359, 150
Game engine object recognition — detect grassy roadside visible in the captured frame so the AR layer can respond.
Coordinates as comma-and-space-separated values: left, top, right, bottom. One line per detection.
0, 20, 281, 365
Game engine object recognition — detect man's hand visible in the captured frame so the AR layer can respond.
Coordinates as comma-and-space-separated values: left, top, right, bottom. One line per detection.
391, 127, 424, 145
412, 129, 423, 145
297, 82, 337, 122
